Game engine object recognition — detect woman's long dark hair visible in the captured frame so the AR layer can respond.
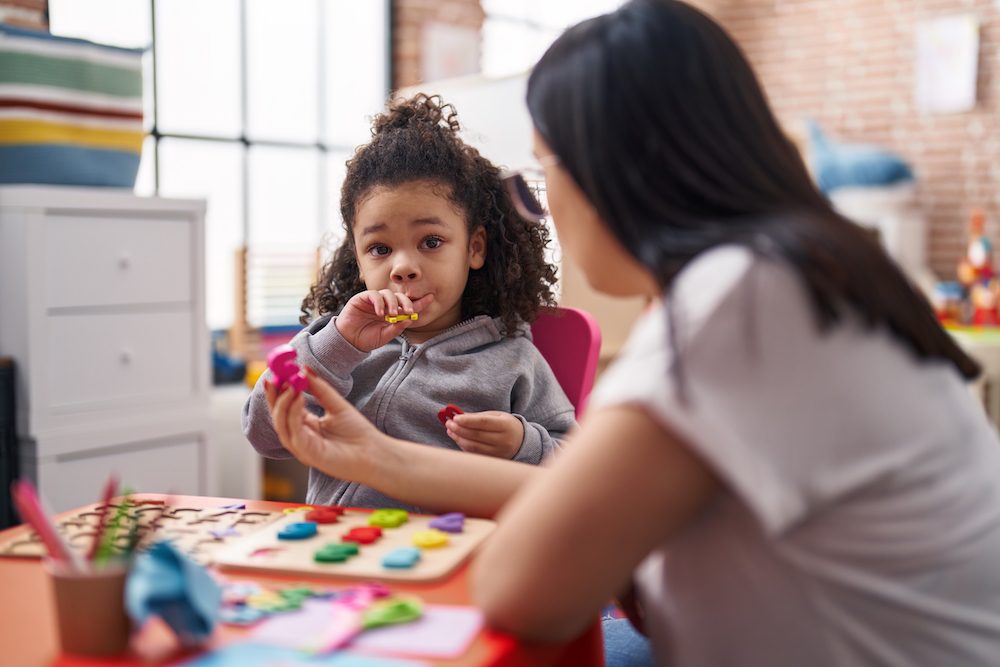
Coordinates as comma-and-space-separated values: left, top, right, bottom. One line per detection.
526, 0, 979, 379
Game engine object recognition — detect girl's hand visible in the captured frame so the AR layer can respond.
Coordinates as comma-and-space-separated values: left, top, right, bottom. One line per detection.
265, 367, 382, 481
445, 411, 525, 459
335, 289, 434, 352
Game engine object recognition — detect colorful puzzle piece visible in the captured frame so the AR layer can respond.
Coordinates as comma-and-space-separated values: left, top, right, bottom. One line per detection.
212, 510, 497, 582
369, 509, 409, 528
436, 403, 464, 426
382, 546, 421, 569
384, 313, 419, 324
315, 542, 360, 563
412, 529, 449, 549
277, 522, 318, 540
305, 506, 344, 524
266, 344, 307, 393
428, 512, 464, 534
343, 526, 383, 545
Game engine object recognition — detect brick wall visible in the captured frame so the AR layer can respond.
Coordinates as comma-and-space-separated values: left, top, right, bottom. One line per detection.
707, 0, 1000, 279
393, 0, 484, 90
0, 0, 47, 29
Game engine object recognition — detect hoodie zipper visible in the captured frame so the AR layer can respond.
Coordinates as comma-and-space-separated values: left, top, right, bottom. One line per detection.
369, 316, 500, 427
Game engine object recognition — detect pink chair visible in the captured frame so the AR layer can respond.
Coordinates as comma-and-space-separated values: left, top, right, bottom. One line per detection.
531, 307, 602, 418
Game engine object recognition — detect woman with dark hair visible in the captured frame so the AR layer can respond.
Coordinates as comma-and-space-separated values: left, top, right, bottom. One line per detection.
265, 1, 1000, 664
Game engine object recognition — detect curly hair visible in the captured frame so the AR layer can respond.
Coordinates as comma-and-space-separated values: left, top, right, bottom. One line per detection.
300, 93, 558, 336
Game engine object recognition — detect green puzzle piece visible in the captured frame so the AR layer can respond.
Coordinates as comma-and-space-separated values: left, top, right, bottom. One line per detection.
362, 597, 423, 630
369, 509, 409, 528
314, 542, 360, 563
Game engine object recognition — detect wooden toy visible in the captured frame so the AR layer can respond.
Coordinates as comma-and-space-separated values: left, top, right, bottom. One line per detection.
0, 500, 281, 565
213, 509, 495, 582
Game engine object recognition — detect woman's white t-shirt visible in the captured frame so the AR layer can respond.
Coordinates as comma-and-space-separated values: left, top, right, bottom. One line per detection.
589, 246, 1000, 666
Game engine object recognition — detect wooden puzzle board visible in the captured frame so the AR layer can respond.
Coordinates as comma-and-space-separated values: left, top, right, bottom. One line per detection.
213, 510, 496, 582
0, 501, 281, 565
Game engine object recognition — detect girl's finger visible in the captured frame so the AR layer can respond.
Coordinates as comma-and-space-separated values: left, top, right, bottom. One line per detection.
452, 413, 507, 432
447, 421, 508, 446
350, 289, 383, 317
378, 289, 401, 316
394, 292, 414, 314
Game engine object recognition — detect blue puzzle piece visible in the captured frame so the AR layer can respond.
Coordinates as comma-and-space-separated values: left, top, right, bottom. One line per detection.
277, 521, 318, 540
382, 546, 421, 569
219, 605, 265, 626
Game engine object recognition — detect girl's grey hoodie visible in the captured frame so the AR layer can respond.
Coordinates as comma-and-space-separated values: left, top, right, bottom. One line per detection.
242, 314, 576, 510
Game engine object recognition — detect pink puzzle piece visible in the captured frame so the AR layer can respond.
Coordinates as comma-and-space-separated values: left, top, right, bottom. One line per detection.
267, 344, 307, 393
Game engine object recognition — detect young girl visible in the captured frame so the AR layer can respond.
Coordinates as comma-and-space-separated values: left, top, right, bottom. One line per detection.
243, 93, 575, 511
265, 2, 1000, 665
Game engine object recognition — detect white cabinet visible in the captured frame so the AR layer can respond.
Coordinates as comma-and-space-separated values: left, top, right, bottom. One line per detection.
0, 186, 210, 511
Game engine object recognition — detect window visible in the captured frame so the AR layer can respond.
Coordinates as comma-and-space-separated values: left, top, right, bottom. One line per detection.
49, 0, 391, 330
481, 0, 625, 78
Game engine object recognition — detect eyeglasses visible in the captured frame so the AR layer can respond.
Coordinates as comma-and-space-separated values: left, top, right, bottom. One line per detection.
501, 155, 560, 223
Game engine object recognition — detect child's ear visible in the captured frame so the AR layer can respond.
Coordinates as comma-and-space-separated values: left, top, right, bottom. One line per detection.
468, 226, 486, 270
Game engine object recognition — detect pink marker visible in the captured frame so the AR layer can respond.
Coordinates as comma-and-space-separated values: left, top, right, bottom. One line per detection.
11, 480, 84, 571
267, 344, 307, 393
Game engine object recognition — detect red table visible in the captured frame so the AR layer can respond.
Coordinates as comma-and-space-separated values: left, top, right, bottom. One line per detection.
0, 495, 603, 666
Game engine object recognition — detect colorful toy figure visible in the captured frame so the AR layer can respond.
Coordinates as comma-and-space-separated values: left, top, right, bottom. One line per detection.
950, 209, 1000, 327
958, 210, 994, 287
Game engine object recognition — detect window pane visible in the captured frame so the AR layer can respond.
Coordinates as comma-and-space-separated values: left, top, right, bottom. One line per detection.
324, 0, 388, 146
482, 20, 558, 78
48, 0, 151, 48
325, 150, 352, 239
248, 147, 321, 326
134, 136, 156, 197
156, 0, 242, 137
159, 139, 244, 330
248, 146, 321, 246
246, 0, 319, 143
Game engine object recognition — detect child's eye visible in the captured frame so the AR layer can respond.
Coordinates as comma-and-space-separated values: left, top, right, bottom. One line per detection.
367, 244, 390, 257
421, 236, 444, 250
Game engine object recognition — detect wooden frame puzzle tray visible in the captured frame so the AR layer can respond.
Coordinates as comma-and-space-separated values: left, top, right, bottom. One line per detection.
213, 509, 496, 583
0, 500, 281, 564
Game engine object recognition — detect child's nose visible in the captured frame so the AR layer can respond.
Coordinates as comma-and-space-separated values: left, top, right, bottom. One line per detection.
390, 255, 420, 282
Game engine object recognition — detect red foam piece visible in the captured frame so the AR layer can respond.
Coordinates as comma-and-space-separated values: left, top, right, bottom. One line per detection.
342, 526, 382, 545
437, 404, 464, 426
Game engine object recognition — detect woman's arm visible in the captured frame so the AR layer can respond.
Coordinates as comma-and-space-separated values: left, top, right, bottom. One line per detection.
472, 403, 722, 642
268, 366, 541, 517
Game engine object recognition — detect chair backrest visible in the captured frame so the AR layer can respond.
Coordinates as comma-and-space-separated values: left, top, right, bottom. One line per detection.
530, 307, 602, 418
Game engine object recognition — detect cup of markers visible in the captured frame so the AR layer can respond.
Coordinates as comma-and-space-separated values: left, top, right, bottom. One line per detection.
12, 477, 141, 657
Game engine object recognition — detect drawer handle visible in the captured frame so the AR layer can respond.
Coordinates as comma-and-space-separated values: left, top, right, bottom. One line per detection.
119, 351, 133, 365
118, 255, 131, 270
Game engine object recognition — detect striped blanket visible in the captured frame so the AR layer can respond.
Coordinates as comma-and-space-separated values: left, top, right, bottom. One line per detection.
0, 24, 144, 187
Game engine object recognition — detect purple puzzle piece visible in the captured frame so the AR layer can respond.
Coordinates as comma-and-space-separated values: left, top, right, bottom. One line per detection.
429, 512, 465, 533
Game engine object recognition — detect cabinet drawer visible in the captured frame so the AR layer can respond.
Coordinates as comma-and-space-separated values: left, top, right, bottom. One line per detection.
45, 310, 195, 411
44, 215, 192, 309
39, 437, 202, 513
